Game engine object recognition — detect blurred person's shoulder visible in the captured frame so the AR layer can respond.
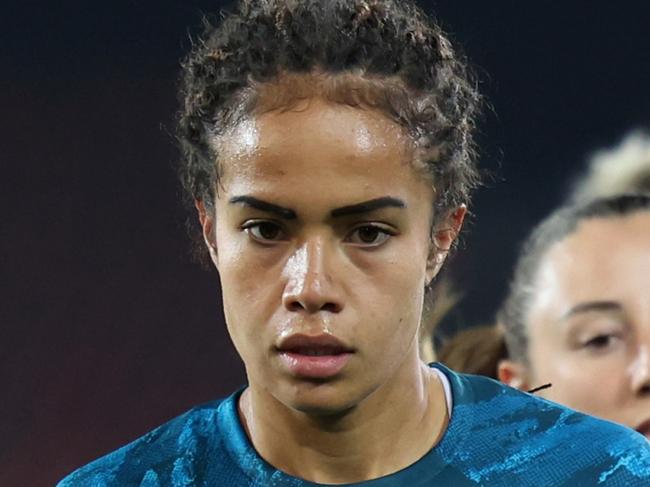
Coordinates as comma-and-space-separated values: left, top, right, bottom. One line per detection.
434, 362, 650, 485
56, 392, 248, 487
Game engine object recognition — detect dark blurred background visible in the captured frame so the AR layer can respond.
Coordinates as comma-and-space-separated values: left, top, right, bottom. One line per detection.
2, 1, 649, 485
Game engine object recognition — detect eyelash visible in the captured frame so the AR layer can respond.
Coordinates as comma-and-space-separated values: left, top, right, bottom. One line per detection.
241, 220, 286, 243
240, 220, 396, 247
582, 333, 622, 351
345, 224, 396, 247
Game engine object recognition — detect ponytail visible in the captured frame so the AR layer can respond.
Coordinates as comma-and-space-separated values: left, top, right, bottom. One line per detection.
437, 324, 507, 379
419, 280, 509, 378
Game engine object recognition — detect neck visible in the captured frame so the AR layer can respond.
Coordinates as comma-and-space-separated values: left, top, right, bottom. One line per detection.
238, 354, 449, 484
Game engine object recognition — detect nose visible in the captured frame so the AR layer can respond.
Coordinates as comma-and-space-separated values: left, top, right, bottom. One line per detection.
630, 345, 650, 397
282, 239, 343, 314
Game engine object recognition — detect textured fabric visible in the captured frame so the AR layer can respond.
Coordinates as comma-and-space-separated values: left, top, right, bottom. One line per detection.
58, 363, 650, 486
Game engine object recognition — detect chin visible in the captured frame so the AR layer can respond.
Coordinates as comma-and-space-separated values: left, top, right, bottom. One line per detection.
280, 380, 367, 417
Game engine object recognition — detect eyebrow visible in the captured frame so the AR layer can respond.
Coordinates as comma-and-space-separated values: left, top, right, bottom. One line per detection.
330, 197, 406, 218
229, 196, 297, 219
560, 301, 623, 321
228, 195, 406, 220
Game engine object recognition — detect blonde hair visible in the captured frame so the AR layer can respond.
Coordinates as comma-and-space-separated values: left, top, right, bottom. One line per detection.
571, 130, 650, 202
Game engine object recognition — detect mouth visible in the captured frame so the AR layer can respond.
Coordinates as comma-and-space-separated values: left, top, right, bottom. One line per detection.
635, 419, 650, 439
276, 334, 355, 379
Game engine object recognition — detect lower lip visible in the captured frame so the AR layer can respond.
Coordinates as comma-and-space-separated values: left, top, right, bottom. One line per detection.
278, 352, 352, 379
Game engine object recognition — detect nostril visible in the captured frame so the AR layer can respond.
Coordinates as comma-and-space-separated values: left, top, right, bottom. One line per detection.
640, 383, 650, 396
321, 302, 341, 313
284, 298, 341, 314
287, 300, 304, 312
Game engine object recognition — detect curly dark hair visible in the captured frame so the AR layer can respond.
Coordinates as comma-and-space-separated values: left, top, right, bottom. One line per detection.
177, 0, 481, 260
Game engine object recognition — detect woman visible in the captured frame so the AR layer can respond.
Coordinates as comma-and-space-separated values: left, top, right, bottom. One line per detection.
58, 1, 649, 485
498, 194, 650, 438
439, 194, 650, 439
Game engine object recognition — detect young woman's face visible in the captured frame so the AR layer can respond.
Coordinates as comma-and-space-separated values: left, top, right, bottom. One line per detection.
202, 98, 460, 414
525, 211, 650, 438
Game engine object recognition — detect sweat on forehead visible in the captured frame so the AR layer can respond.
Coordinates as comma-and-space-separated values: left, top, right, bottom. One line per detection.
211, 72, 436, 185
214, 96, 426, 195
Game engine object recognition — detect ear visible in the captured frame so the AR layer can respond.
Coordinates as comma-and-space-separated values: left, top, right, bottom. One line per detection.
425, 205, 467, 284
195, 199, 219, 268
497, 359, 530, 391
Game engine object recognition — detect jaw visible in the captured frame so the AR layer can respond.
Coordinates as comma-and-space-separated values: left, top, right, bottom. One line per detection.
255, 338, 424, 421
237, 339, 443, 485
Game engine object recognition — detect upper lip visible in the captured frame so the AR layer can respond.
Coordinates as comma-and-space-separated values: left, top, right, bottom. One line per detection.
276, 334, 355, 354
635, 418, 650, 435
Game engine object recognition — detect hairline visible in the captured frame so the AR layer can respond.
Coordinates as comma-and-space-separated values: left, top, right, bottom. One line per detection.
205, 71, 449, 213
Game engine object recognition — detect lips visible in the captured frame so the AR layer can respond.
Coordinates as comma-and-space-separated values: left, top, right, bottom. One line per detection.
276, 334, 354, 379
287, 347, 344, 356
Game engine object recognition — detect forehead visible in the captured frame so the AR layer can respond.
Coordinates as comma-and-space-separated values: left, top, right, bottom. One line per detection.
533, 212, 650, 314
216, 98, 431, 207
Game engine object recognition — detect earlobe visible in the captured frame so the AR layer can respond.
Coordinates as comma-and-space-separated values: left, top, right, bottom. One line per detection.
497, 359, 530, 391
195, 199, 219, 268
425, 249, 445, 285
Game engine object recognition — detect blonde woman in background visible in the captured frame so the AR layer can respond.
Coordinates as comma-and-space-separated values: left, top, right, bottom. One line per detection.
431, 131, 650, 439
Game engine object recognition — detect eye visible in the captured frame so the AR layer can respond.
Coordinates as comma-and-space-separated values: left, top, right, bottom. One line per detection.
583, 334, 620, 351
346, 224, 394, 247
242, 221, 286, 243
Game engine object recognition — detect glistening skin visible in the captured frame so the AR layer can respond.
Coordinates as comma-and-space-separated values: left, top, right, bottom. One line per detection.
196, 98, 464, 483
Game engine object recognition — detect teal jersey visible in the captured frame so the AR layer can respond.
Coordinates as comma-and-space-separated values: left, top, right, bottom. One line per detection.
58, 363, 650, 486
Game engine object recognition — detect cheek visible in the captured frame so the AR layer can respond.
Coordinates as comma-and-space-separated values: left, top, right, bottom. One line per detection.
359, 247, 427, 351
528, 339, 624, 415
215, 227, 278, 346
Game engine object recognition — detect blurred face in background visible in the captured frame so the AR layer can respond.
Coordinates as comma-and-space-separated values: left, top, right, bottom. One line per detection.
508, 211, 650, 438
